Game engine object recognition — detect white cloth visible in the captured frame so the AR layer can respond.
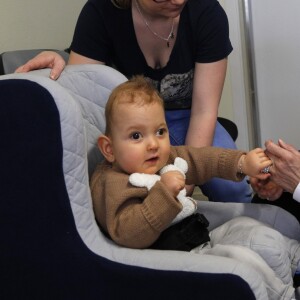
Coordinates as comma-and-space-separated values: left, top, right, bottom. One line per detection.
191, 216, 300, 300
129, 158, 197, 225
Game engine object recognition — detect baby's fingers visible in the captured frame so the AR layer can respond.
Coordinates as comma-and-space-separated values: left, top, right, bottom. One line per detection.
260, 160, 273, 174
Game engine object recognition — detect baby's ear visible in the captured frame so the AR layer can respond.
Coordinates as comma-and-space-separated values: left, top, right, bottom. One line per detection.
97, 135, 115, 163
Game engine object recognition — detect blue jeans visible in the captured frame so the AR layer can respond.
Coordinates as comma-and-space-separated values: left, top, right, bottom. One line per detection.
165, 109, 252, 203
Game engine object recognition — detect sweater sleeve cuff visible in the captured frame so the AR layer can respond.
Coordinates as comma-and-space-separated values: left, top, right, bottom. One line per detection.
293, 182, 300, 203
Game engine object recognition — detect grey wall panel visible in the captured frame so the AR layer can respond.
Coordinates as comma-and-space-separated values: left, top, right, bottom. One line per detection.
246, 0, 300, 148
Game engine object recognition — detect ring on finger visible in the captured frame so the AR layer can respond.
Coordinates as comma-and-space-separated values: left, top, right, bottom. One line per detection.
261, 165, 272, 174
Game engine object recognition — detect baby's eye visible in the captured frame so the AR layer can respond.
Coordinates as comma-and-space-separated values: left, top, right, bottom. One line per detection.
131, 132, 142, 140
157, 128, 167, 136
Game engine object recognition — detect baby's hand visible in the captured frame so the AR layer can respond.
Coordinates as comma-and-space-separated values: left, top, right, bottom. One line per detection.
160, 171, 185, 197
250, 177, 283, 201
242, 148, 272, 179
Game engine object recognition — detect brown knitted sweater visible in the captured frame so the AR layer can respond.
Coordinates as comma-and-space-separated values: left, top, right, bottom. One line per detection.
90, 146, 245, 249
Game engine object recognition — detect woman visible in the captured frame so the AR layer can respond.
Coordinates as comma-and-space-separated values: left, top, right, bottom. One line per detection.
16, 0, 252, 202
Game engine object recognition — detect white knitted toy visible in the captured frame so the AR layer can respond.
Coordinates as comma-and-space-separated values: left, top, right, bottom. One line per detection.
129, 157, 197, 225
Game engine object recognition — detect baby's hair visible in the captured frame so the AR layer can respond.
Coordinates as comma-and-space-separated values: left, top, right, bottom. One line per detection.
105, 75, 164, 136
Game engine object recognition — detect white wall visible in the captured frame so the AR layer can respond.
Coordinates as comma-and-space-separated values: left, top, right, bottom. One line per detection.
225, 0, 300, 150
219, 0, 252, 150
0, 0, 87, 53
245, 0, 300, 149
223, 0, 251, 150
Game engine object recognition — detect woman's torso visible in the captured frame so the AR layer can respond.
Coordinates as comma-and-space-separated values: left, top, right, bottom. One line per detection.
71, 0, 232, 108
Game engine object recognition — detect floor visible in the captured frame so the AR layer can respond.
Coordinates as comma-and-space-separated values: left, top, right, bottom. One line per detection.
192, 186, 208, 201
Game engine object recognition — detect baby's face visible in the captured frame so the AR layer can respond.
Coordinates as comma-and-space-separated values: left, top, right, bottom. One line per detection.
109, 101, 170, 175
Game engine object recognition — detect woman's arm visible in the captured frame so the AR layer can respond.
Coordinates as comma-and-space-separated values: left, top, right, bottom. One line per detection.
68, 50, 104, 65
185, 59, 228, 148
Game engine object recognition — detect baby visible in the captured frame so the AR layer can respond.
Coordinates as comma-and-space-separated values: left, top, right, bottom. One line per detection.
91, 75, 300, 300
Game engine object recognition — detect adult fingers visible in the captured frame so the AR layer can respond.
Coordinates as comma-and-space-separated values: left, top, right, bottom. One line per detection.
49, 59, 66, 80
278, 139, 299, 154
265, 140, 286, 157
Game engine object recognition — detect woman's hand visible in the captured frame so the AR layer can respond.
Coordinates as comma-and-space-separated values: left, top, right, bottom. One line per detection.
15, 51, 66, 80
250, 177, 283, 201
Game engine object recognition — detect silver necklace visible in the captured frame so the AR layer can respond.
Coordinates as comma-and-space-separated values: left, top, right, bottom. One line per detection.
134, 0, 175, 48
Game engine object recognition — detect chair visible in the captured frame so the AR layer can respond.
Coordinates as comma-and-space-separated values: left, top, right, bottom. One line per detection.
0, 65, 299, 300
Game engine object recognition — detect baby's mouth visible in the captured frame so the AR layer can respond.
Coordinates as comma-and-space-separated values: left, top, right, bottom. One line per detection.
146, 156, 159, 163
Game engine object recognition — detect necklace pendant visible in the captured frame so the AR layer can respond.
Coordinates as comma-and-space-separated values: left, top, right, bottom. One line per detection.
135, 0, 175, 47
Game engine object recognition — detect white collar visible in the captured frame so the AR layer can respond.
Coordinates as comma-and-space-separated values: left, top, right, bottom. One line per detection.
292, 182, 300, 202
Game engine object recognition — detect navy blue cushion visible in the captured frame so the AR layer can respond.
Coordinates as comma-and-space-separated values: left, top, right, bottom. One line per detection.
0, 79, 255, 300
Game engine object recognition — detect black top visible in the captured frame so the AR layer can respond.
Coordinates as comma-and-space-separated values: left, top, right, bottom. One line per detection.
71, 0, 233, 108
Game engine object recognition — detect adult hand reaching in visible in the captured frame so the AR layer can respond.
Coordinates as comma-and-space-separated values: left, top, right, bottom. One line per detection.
250, 177, 283, 201
265, 139, 300, 194
15, 51, 66, 80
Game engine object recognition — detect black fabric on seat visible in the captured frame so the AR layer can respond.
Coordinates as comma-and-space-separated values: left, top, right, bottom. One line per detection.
218, 116, 238, 142
252, 192, 300, 224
